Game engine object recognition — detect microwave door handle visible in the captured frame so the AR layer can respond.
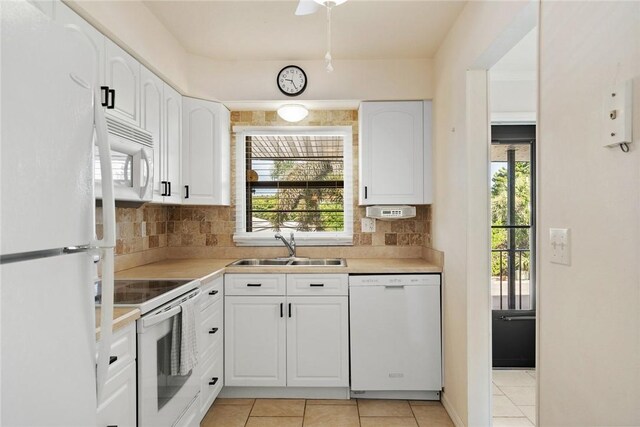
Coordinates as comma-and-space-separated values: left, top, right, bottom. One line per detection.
92, 87, 116, 407
140, 149, 151, 199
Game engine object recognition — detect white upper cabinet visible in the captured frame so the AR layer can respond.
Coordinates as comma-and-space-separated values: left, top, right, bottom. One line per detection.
359, 100, 433, 205
163, 84, 182, 204
182, 97, 230, 205
54, 2, 104, 87
105, 38, 140, 126
140, 66, 164, 202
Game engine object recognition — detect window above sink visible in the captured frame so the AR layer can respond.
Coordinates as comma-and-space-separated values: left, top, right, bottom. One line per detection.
232, 126, 354, 247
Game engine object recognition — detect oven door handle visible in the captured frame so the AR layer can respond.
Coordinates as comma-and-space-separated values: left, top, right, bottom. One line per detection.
140, 289, 201, 330
142, 305, 181, 329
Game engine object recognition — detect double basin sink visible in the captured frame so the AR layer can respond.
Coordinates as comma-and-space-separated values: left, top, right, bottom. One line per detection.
228, 258, 346, 267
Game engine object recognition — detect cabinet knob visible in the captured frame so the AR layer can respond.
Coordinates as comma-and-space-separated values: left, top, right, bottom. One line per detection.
209, 377, 218, 386
109, 356, 117, 365
184, 185, 190, 199
246, 283, 262, 287
209, 327, 219, 334
310, 284, 324, 287
208, 290, 218, 295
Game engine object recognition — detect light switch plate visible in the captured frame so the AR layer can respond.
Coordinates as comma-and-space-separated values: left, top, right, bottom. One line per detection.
549, 228, 570, 265
361, 217, 376, 233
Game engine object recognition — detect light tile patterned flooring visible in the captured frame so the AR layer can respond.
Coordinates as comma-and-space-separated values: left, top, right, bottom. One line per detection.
492, 369, 536, 426
201, 398, 454, 427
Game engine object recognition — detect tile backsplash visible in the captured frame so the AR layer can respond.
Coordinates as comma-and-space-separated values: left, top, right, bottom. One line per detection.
105, 109, 432, 268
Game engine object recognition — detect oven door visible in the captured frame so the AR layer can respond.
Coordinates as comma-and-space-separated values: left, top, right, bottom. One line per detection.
95, 137, 153, 202
137, 292, 201, 427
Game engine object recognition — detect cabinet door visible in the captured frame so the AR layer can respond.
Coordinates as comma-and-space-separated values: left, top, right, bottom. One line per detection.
224, 296, 286, 386
54, 2, 104, 88
286, 296, 349, 387
105, 38, 140, 126
359, 101, 425, 205
163, 83, 183, 204
140, 66, 164, 203
96, 361, 137, 427
182, 97, 230, 205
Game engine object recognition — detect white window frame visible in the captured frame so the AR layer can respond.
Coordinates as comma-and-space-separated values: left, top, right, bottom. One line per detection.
233, 126, 353, 246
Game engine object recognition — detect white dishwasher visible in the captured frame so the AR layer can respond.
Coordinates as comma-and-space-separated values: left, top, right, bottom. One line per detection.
349, 274, 442, 400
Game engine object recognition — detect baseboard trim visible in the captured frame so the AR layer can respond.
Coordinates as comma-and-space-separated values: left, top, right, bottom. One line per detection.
441, 392, 465, 427
219, 386, 350, 399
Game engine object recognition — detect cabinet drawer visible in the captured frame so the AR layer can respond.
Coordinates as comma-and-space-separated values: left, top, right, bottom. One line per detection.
97, 361, 136, 427
98, 323, 136, 377
287, 274, 348, 296
175, 394, 201, 427
225, 274, 286, 296
199, 349, 223, 417
199, 274, 223, 309
199, 298, 223, 362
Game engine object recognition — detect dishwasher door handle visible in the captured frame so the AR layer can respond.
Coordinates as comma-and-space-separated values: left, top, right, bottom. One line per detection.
384, 284, 405, 288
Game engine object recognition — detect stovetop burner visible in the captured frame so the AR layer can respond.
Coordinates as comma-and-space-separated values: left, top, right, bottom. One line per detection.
95, 279, 197, 314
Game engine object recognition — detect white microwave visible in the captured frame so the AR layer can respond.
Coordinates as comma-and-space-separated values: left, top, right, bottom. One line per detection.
95, 115, 153, 202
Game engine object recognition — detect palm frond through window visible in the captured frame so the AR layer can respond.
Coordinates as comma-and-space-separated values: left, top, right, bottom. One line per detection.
245, 135, 344, 233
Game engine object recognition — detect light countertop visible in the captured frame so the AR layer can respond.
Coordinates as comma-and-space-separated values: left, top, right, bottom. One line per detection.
103, 257, 440, 339
115, 257, 441, 280
95, 306, 140, 341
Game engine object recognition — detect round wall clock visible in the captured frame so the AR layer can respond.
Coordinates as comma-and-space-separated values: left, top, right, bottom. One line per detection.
277, 65, 307, 97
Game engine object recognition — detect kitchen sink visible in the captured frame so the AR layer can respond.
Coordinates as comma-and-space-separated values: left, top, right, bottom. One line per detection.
227, 258, 346, 267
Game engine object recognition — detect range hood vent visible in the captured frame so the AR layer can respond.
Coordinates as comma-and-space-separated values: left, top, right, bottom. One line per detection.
105, 114, 153, 147
365, 205, 416, 221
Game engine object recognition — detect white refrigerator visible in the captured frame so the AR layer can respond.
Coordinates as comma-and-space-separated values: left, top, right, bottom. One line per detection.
1, 2, 116, 426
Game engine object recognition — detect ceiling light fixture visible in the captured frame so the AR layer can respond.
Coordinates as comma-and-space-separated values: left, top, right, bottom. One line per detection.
277, 104, 309, 122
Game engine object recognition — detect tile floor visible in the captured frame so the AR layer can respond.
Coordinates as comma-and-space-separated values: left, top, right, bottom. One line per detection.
201, 398, 454, 427
492, 369, 536, 426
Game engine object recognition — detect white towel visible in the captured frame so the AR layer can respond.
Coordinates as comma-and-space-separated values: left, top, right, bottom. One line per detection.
170, 297, 198, 376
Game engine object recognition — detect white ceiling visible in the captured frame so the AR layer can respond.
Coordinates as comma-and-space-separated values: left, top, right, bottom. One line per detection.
143, 0, 466, 61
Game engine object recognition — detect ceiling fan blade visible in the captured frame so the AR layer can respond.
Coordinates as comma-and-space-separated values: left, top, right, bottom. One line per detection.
295, 0, 321, 16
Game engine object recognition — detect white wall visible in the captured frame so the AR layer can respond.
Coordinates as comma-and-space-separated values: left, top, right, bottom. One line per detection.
538, 2, 640, 425
432, 1, 534, 425
187, 56, 434, 103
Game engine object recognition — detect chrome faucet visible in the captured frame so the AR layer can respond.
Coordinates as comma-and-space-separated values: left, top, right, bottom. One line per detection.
275, 232, 296, 258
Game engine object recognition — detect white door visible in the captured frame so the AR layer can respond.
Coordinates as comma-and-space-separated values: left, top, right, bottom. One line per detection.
350, 283, 442, 391
1, 253, 97, 426
140, 66, 164, 203
286, 296, 349, 387
1, 2, 95, 254
224, 296, 286, 386
182, 97, 229, 205
164, 83, 182, 204
105, 38, 140, 126
359, 101, 424, 205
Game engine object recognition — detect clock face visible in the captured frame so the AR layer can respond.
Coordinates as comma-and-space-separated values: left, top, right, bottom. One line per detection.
277, 65, 307, 97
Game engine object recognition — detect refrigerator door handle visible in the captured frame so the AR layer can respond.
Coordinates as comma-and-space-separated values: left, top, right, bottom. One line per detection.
92, 88, 116, 406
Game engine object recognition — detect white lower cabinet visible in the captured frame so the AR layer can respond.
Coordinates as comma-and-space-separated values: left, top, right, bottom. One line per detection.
97, 361, 136, 427
97, 324, 137, 427
224, 274, 349, 389
196, 275, 224, 421
286, 296, 349, 387
225, 296, 287, 386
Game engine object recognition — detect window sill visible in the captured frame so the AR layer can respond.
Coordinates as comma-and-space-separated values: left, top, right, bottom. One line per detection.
233, 233, 353, 247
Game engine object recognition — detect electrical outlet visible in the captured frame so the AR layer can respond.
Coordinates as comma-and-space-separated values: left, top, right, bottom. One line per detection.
361, 217, 376, 233
549, 228, 570, 265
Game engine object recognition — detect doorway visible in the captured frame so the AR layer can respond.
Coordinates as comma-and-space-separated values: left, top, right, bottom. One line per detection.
491, 125, 536, 368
